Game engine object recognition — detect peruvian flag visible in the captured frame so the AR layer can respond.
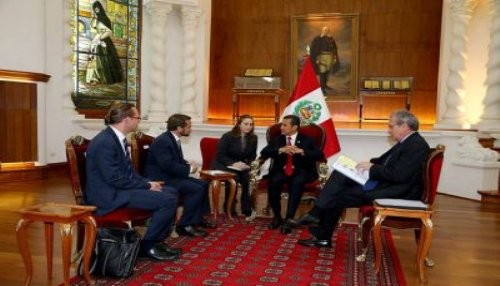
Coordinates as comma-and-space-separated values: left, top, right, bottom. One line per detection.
282, 57, 341, 158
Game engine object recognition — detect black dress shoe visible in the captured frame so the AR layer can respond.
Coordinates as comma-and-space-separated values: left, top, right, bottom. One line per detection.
158, 242, 183, 255
198, 219, 216, 229
297, 236, 331, 248
295, 213, 320, 227
176, 225, 208, 237
268, 217, 283, 229
140, 244, 179, 261
280, 223, 292, 234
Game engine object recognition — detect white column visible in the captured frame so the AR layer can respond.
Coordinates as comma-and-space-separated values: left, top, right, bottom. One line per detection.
476, 0, 500, 134
180, 6, 201, 120
146, 1, 172, 120
435, 0, 478, 129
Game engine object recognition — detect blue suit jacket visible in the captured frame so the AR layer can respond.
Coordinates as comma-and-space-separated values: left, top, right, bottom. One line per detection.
145, 131, 191, 181
85, 127, 150, 215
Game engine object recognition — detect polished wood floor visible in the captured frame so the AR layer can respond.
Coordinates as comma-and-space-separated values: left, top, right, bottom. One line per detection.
0, 169, 499, 286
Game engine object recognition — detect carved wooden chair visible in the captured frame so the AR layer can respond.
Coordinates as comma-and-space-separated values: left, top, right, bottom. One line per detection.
130, 131, 155, 176
356, 144, 445, 282
249, 123, 329, 216
65, 135, 151, 228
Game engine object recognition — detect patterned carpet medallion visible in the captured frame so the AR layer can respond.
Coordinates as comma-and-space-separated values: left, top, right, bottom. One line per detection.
70, 217, 406, 286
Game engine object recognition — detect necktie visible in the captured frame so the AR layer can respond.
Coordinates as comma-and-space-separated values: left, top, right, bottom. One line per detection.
284, 136, 293, 176
123, 138, 133, 178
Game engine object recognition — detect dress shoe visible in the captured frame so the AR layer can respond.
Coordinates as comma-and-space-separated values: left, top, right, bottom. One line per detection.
298, 236, 332, 248
198, 219, 217, 229
158, 242, 183, 255
268, 217, 283, 229
294, 213, 320, 227
140, 244, 179, 261
176, 225, 208, 237
280, 223, 292, 234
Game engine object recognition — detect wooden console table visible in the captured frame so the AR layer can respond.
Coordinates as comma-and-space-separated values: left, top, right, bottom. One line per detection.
232, 88, 284, 123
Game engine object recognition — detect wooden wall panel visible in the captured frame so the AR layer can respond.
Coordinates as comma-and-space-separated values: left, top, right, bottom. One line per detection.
209, 0, 442, 124
0, 82, 37, 162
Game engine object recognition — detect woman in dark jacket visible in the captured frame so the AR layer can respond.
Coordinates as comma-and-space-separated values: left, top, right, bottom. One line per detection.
211, 115, 258, 221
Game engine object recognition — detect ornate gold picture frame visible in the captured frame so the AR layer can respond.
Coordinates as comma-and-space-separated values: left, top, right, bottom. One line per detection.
291, 13, 359, 101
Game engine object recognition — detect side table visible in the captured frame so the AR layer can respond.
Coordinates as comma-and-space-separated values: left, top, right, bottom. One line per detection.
199, 170, 237, 221
16, 202, 97, 286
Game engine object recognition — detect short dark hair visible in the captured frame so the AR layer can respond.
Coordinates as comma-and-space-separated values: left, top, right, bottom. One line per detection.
283, 114, 301, 128
104, 101, 135, 125
167, 113, 191, 131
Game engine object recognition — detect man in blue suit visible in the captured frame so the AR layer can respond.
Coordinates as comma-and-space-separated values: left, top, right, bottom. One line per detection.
86, 101, 181, 260
145, 113, 213, 237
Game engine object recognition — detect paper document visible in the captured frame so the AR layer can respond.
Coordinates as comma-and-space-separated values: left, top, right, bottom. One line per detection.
374, 199, 428, 210
227, 165, 249, 171
331, 155, 369, 185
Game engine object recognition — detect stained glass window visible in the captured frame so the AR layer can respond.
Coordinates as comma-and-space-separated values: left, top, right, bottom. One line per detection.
71, 0, 141, 118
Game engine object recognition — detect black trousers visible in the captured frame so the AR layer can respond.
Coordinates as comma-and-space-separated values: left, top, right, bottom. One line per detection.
267, 170, 310, 219
310, 171, 372, 240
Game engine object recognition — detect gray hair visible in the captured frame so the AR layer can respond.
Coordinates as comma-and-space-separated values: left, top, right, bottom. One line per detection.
391, 109, 419, 131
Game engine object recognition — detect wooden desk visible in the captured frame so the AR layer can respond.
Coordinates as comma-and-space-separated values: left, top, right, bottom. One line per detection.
232, 88, 284, 123
16, 203, 96, 286
372, 205, 433, 282
199, 170, 237, 221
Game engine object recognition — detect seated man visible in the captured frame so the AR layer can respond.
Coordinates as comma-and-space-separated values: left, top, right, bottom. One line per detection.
85, 101, 181, 261
145, 113, 214, 237
295, 109, 430, 247
260, 114, 324, 234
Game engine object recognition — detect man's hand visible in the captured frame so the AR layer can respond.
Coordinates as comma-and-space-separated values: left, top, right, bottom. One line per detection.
279, 145, 304, 156
148, 181, 163, 192
356, 162, 373, 172
188, 161, 200, 174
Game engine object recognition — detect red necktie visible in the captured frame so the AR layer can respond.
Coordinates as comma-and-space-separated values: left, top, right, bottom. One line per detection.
284, 136, 293, 176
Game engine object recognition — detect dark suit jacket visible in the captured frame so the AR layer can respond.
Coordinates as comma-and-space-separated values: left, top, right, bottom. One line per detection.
85, 127, 150, 216
260, 132, 324, 181
211, 132, 257, 171
145, 131, 191, 181
366, 132, 430, 200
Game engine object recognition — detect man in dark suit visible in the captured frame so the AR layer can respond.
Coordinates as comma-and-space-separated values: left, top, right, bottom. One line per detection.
260, 114, 324, 234
295, 109, 430, 247
145, 113, 213, 237
86, 101, 181, 261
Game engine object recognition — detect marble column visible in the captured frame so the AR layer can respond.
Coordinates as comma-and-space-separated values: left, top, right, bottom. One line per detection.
435, 0, 478, 129
476, 0, 500, 135
146, 1, 172, 120
180, 6, 201, 120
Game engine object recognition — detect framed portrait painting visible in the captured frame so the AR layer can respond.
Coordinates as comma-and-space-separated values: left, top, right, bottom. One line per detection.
291, 13, 359, 101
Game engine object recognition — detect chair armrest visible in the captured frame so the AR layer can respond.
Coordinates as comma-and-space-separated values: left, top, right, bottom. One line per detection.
249, 157, 267, 194
318, 162, 329, 188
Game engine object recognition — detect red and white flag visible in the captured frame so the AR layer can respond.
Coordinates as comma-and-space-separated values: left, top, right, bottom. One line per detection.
282, 57, 341, 158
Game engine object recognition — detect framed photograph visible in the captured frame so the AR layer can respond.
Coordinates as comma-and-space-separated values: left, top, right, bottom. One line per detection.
291, 13, 359, 101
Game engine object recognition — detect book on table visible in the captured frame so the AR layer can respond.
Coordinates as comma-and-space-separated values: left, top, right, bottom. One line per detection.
331, 155, 369, 185
227, 165, 250, 171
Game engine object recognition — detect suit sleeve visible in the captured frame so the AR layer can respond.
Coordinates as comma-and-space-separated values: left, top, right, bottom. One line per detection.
93, 139, 150, 190
149, 135, 191, 178
214, 134, 237, 166
369, 138, 429, 183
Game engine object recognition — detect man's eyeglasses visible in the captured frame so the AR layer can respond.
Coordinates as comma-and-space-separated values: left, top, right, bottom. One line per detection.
130, 116, 142, 120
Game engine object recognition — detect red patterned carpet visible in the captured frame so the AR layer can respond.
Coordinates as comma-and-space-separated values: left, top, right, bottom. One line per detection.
70, 217, 406, 285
